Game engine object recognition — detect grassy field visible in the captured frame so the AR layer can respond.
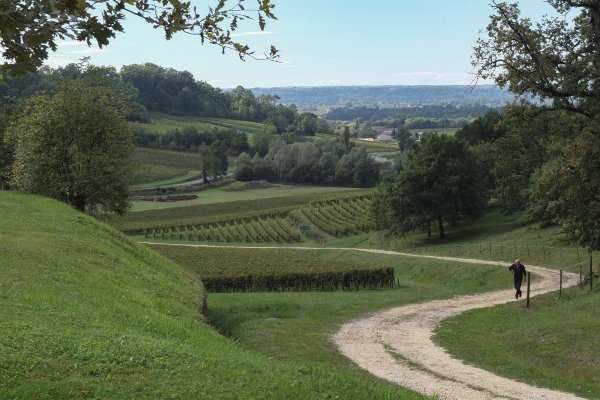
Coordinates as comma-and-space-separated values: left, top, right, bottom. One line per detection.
352, 138, 399, 153
133, 112, 264, 135
0, 191, 432, 399
115, 189, 373, 231
150, 245, 395, 292
203, 248, 510, 374
130, 181, 368, 211
435, 286, 600, 399
129, 147, 204, 187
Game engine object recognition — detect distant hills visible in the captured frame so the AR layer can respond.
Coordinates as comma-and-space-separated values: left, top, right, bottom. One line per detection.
250, 85, 514, 109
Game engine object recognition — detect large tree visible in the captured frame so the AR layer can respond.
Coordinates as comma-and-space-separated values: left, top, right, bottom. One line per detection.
0, 0, 278, 77
374, 134, 488, 239
473, 1, 600, 249
6, 80, 134, 215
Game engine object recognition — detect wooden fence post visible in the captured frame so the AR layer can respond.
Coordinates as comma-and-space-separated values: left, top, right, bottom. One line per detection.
526, 272, 531, 308
559, 270, 562, 299
590, 253, 594, 291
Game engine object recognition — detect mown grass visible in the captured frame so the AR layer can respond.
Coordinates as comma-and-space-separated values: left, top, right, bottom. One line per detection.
0, 191, 431, 400
206, 248, 510, 373
435, 286, 600, 399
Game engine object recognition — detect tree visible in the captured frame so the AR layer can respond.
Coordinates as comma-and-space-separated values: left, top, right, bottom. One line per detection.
392, 127, 414, 152
533, 128, 600, 249
198, 144, 228, 183
0, 0, 279, 77
6, 80, 133, 214
474, 1, 600, 249
473, 1, 600, 119
375, 134, 488, 239
455, 110, 507, 145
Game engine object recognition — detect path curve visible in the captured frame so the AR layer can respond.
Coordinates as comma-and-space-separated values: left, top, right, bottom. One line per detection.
142, 243, 583, 399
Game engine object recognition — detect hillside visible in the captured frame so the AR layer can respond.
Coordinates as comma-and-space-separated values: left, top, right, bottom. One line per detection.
250, 85, 514, 108
0, 192, 428, 399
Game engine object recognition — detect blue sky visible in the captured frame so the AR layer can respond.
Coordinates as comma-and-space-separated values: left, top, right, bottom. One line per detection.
47, 1, 554, 88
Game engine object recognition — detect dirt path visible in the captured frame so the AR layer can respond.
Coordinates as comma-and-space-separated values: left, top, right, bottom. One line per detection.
142, 243, 584, 399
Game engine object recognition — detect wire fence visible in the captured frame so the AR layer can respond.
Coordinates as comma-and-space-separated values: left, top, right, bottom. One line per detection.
365, 238, 598, 307
367, 238, 597, 268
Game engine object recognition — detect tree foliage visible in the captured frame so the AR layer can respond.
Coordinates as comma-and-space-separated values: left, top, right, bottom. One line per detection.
0, 0, 279, 77
6, 80, 134, 215
373, 134, 488, 239
474, 0, 600, 249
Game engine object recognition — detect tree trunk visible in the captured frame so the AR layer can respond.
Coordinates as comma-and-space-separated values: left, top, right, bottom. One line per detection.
202, 168, 208, 184
427, 221, 432, 237
438, 218, 446, 239
71, 194, 86, 212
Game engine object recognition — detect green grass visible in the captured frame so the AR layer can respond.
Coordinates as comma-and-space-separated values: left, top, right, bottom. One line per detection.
133, 147, 204, 170
129, 170, 200, 190
0, 191, 431, 399
205, 249, 510, 373
326, 204, 595, 268
134, 113, 264, 136
128, 147, 205, 188
129, 163, 189, 185
352, 139, 400, 153
130, 182, 368, 211
435, 286, 600, 399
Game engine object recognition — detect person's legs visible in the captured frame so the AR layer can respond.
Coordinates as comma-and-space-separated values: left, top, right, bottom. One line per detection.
514, 277, 523, 298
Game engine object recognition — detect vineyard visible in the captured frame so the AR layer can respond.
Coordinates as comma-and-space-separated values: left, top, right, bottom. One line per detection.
150, 245, 395, 292
298, 197, 373, 237
133, 195, 374, 244
143, 213, 302, 243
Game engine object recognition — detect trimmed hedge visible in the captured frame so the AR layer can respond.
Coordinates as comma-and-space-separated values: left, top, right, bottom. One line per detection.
149, 245, 395, 293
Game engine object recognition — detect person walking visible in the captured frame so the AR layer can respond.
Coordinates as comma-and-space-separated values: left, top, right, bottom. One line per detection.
508, 259, 527, 299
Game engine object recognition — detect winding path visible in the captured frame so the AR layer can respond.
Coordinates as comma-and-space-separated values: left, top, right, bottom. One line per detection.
142, 243, 584, 399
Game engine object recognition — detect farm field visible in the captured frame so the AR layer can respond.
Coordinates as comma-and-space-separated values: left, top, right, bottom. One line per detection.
149, 245, 395, 292
129, 147, 204, 187
114, 189, 372, 232
130, 181, 368, 211
197, 248, 510, 373
133, 112, 265, 135
0, 191, 432, 400
126, 195, 374, 248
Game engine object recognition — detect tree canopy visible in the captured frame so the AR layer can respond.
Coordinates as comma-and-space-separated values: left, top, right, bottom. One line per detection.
373, 134, 488, 239
473, 0, 600, 250
0, 0, 278, 77
6, 79, 134, 215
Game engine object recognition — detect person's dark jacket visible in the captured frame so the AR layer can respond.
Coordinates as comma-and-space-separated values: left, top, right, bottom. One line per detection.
508, 262, 526, 280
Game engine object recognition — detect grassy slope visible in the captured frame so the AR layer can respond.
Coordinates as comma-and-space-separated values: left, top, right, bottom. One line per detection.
435, 287, 600, 399
0, 192, 429, 399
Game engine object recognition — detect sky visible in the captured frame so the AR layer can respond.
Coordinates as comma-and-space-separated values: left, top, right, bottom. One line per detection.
46, 1, 555, 89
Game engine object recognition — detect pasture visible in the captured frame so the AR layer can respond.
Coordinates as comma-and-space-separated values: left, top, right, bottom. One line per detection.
0, 191, 432, 400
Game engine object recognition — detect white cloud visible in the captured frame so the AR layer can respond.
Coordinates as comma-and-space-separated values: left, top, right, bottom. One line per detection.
392, 71, 472, 85
55, 40, 87, 48
65, 48, 108, 55
230, 31, 274, 38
